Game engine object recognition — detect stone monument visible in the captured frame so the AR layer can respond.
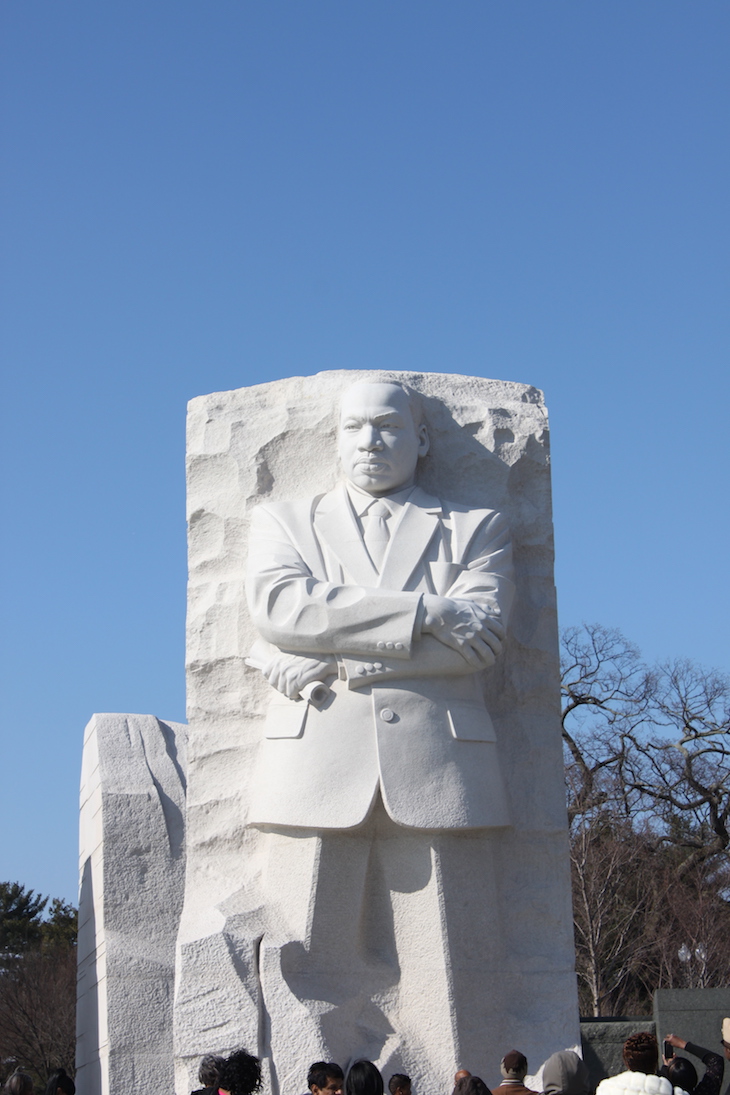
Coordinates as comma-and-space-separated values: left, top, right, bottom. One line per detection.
77, 370, 579, 1095
175, 371, 579, 1092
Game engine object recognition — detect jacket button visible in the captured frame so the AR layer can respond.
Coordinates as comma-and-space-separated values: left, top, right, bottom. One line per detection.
394, 642, 404, 650
365, 663, 374, 672
377, 641, 386, 650
380, 708, 395, 722
356, 665, 366, 675
373, 662, 383, 670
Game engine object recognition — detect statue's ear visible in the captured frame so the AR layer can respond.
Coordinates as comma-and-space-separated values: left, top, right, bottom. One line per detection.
418, 423, 429, 458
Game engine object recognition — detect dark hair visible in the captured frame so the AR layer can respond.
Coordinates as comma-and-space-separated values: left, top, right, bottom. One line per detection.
346, 1060, 384, 1095
501, 1053, 527, 1081
4, 1073, 34, 1095
44, 1070, 75, 1095
199, 1056, 226, 1089
454, 1078, 491, 1095
388, 1077, 410, 1095
219, 1050, 262, 1095
667, 1058, 698, 1092
623, 1033, 659, 1074
309, 1064, 345, 1091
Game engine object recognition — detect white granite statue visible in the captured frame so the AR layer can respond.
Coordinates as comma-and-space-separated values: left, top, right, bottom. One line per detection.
245, 379, 515, 830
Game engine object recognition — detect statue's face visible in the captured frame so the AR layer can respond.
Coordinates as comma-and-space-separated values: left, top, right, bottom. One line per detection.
338, 382, 429, 495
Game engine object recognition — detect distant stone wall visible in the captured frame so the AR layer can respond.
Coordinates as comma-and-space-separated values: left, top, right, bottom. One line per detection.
654, 989, 730, 1067
76, 714, 187, 1095
580, 1019, 656, 1090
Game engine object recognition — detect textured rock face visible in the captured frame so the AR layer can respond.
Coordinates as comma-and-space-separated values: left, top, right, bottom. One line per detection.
176, 370, 580, 1094
77, 714, 187, 1095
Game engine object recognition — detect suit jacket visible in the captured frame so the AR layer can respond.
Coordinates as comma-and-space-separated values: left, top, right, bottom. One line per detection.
245, 484, 515, 831
492, 1084, 541, 1095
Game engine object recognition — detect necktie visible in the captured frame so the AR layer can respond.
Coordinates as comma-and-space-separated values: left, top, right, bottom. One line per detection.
364, 499, 391, 570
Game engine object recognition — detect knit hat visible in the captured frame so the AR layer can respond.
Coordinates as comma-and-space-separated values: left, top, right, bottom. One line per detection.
501, 1052, 528, 1079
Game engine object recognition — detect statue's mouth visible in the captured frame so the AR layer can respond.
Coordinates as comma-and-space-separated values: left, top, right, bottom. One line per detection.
357, 458, 387, 470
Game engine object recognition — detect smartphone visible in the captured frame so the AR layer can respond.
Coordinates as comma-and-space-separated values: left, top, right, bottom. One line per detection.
664, 1041, 674, 1060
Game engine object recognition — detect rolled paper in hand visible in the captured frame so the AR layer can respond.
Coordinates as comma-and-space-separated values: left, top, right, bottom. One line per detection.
245, 657, 331, 708
299, 680, 331, 707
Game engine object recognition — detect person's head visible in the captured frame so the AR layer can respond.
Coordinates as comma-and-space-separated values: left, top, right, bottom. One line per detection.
199, 1055, 226, 1090
388, 1074, 411, 1095
623, 1032, 659, 1075
454, 1073, 471, 1084
4, 1072, 34, 1095
338, 381, 429, 496
541, 1051, 590, 1095
453, 1076, 491, 1095
500, 1052, 528, 1082
44, 1069, 75, 1095
345, 1060, 384, 1095
309, 1063, 345, 1095
218, 1050, 262, 1095
666, 1058, 697, 1093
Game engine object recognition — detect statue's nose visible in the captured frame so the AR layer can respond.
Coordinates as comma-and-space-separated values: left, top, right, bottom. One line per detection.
360, 427, 383, 450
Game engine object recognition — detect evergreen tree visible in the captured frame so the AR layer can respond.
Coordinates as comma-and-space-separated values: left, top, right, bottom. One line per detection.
0, 882, 47, 960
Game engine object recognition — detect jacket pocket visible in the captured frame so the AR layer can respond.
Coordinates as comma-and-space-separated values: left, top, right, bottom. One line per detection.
446, 701, 497, 742
264, 695, 308, 739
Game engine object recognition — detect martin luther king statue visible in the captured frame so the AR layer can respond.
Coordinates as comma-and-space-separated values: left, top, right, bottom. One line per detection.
246, 379, 514, 829
176, 371, 579, 1095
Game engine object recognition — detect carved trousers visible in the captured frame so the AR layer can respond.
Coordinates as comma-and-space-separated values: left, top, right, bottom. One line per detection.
258, 795, 505, 1094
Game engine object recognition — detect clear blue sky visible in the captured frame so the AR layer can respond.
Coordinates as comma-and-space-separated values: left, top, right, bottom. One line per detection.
1, 2, 728, 905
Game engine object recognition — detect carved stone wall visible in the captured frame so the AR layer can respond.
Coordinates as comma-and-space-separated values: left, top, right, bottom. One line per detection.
76, 714, 187, 1095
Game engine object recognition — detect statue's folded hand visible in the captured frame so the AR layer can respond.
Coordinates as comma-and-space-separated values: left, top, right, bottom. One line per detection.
261, 652, 337, 700
421, 596, 504, 668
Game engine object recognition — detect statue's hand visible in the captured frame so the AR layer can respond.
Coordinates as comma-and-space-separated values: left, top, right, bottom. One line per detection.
422, 596, 504, 668
262, 652, 337, 700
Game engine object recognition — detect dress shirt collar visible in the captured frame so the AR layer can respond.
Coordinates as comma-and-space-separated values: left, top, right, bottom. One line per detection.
345, 481, 416, 518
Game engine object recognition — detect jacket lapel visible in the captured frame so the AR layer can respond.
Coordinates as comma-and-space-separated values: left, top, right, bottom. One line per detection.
378, 487, 442, 590
314, 485, 380, 586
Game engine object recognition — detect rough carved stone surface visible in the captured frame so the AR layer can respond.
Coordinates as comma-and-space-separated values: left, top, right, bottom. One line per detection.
76, 713, 187, 1095
175, 371, 580, 1094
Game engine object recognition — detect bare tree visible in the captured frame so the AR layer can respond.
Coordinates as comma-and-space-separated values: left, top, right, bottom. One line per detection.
560, 624, 654, 823
622, 659, 730, 873
0, 946, 76, 1084
561, 625, 730, 1016
0, 887, 77, 1087
570, 815, 658, 1015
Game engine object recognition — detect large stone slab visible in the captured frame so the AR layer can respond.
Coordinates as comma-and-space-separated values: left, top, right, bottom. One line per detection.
76, 713, 187, 1095
176, 370, 579, 1094
654, 988, 730, 1062
580, 1020, 656, 1089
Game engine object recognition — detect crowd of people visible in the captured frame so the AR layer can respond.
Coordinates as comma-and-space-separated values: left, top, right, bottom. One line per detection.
1, 1069, 75, 1095
2, 1020, 728, 1095
183, 1022, 730, 1095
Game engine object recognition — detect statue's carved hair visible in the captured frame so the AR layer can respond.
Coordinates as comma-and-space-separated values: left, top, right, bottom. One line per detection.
340, 377, 426, 430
